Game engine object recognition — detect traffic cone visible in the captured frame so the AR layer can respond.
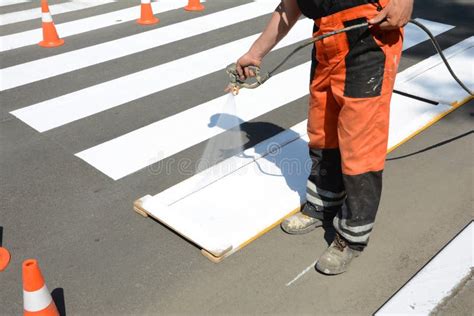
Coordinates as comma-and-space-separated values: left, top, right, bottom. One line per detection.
184, 0, 205, 11
38, 0, 64, 48
0, 247, 10, 272
22, 259, 59, 316
137, 0, 159, 25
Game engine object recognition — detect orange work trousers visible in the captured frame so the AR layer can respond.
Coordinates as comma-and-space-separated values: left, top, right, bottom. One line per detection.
302, 1, 403, 249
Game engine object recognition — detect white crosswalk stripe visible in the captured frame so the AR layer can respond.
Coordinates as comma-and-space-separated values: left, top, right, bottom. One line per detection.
402, 18, 453, 50
0, 0, 115, 26
0, 0, 31, 7
1, 1, 276, 90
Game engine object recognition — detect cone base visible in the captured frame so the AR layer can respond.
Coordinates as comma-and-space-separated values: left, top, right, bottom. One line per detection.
24, 301, 59, 316
0, 247, 11, 271
137, 17, 159, 25
38, 38, 65, 48
184, 4, 205, 11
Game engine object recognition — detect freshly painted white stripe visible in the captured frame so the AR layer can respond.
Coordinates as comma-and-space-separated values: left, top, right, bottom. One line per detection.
0, 0, 30, 7
286, 260, 318, 287
41, 12, 52, 23
1, 1, 275, 90
23, 285, 52, 312
403, 19, 454, 51
376, 222, 473, 315
10, 18, 314, 133
76, 62, 312, 180
0, 0, 115, 26
0, 0, 192, 52
396, 36, 474, 105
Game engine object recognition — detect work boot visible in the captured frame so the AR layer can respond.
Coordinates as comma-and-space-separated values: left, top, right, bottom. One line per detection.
316, 233, 361, 275
281, 212, 323, 235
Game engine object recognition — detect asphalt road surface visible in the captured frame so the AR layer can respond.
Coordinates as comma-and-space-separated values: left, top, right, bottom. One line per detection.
1, 0, 472, 315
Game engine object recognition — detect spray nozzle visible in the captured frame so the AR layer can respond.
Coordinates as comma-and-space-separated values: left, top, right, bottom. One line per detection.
225, 63, 270, 95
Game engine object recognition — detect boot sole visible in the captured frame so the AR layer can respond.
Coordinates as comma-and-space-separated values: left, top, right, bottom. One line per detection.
315, 262, 346, 275
281, 222, 323, 235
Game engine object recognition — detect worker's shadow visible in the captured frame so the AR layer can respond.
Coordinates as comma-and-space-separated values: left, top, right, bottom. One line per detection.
207, 113, 308, 206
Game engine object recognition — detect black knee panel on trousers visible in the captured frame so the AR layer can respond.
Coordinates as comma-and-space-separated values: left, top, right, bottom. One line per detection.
334, 171, 383, 247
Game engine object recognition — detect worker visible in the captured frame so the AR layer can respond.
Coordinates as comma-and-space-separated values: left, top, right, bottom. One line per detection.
232, 0, 413, 275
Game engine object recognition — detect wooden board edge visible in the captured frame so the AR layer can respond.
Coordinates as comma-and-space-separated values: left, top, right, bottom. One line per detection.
133, 196, 151, 218
133, 196, 235, 262
201, 249, 226, 263
200, 245, 233, 263
200, 205, 304, 263
236, 204, 303, 252
451, 95, 473, 108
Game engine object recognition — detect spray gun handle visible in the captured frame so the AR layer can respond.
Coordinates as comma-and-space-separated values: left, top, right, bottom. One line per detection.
241, 66, 270, 89
226, 63, 270, 95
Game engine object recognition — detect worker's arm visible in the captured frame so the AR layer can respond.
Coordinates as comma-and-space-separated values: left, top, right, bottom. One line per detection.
235, 0, 301, 80
369, 0, 414, 30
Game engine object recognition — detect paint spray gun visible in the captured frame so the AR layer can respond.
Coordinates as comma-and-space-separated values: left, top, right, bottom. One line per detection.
225, 63, 270, 96
226, 20, 473, 97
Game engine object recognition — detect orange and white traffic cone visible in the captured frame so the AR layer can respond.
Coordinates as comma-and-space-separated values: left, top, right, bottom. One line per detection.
0, 247, 11, 272
137, 0, 159, 25
22, 259, 59, 316
38, 0, 64, 48
184, 0, 205, 11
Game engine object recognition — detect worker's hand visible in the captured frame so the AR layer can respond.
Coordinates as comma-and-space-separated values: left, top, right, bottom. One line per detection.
368, 0, 414, 30
224, 52, 262, 94
235, 52, 262, 80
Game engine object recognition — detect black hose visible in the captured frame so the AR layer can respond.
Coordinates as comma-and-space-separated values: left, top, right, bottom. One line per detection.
266, 19, 473, 97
